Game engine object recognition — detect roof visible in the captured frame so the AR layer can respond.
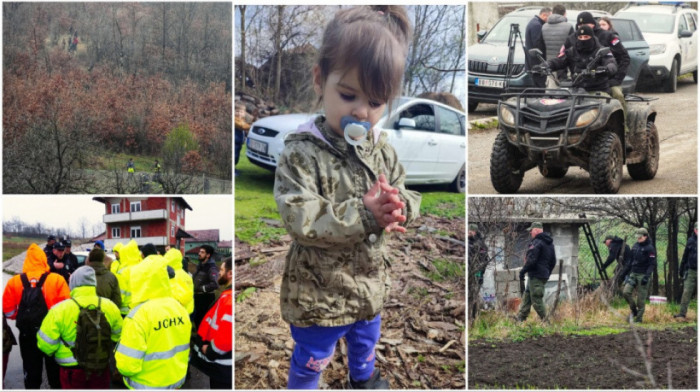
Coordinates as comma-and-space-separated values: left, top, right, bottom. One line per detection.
175, 228, 194, 239
217, 240, 232, 248
92, 197, 192, 211
618, 3, 693, 14
90, 232, 107, 242
188, 229, 220, 242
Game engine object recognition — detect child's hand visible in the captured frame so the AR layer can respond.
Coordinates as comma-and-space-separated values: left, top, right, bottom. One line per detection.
363, 174, 407, 232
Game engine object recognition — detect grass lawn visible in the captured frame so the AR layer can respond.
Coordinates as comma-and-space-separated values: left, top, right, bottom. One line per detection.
235, 146, 466, 245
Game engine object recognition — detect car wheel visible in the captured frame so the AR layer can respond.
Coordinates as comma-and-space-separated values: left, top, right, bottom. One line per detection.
468, 100, 479, 113
538, 164, 568, 179
589, 131, 623, 194
664, 58, 678, 93
490, 130, 524, 193
627, 121, 659, 181
693, 70, 698, 84
450, 165, 465, 193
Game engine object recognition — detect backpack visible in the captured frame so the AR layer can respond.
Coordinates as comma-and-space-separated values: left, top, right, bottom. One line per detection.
15, 273, 49, 332
71, 298, 112, 374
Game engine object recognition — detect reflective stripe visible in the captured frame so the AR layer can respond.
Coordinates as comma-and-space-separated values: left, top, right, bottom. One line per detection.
38, 330, 59, 345
211, 340, 228, 356
61, 339, 75, 348
143, 343, 189, 361
55, 356, 77, 365
120, 289, 130, 295
112, 328, 122, 335
117, 344, 146, 360
124, 374, 186, 389
4, 310, 16, 318
127, 303, 146, 319
197, 350, 232, 366
222, 313, 232, 323
206, 316, 218, 331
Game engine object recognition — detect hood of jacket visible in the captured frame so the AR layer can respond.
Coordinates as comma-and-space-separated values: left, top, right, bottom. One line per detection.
547, 14, 567, 25
89, 260, 109, 275
119, 240, 141, 268
164, 248, 184, 271
22, 243, 50, 275
129, 255, 172, 305
535, 232, 554, 244
286, 116, 388, 158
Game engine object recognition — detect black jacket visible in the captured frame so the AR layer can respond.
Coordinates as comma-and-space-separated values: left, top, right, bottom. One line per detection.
680, 232, 697, 274
47, 253, 73, 283
193, 259, 220, 294
525, 15, 547, 71
602, 237, 631, 270
623, 237, 657, 278
548, 37, 617, 92
521, 232, 557, 280
564, 23, 630, 86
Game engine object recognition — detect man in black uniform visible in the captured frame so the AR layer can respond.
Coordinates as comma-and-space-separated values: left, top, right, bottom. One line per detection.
542, 25, 617, 93
675, 222, 697, 319
468, 223, 489, 321
516, 222, 557, 322
602, 235, 631, 284
43, 235, 57, 257
47, 241, 72, 283
621, 227, 657, 323
63, 239, 79, 269
193, 245, 220, 328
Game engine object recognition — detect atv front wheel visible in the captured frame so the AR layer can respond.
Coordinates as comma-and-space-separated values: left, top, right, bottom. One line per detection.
490, 130, 525, 193
590, 131, 623, 194
627, 121, 659, 180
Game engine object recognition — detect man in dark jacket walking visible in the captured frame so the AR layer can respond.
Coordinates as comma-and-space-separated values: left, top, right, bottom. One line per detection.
516, 222, 556, 322
602, 235, 631, 283
541, 4, 574, 87
193, 245, 220, 328
468, 224, 489, 321
675, 222, 697, 319
622, 228, 657, 323
525, 8, 551, 87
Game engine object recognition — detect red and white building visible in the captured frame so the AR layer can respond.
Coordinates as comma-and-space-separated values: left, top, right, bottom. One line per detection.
93, 197, 193, 250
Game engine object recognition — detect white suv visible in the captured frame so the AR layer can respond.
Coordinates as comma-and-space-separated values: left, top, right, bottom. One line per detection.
616, 3, 698, 92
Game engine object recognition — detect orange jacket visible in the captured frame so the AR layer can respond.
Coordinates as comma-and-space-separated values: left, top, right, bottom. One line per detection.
196, 287, 232, 364
3, 244, 70, 319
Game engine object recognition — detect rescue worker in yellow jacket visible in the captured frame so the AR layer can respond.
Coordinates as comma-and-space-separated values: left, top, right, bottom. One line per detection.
164, 248, 195, 314
115, 255, 191, 389
37, 266, 123, 389
114, 240, 141, 316
110, 242, 124, 274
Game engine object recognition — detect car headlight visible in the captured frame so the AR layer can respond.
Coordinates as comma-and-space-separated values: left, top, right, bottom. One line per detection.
500, 106, 515, 126
575, 108, 599, 127
649, 43, 666, 55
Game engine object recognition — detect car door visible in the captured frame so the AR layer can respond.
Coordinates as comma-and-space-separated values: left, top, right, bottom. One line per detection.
382, 103, 438, 184
681, 12, 698, 73
434, 106, 466, 183
611, 18, 650, 93
678, 12, 695, 74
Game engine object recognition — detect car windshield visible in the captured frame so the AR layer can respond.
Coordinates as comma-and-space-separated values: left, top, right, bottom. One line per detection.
482, 15, 532, 43
616, 13, 675, 34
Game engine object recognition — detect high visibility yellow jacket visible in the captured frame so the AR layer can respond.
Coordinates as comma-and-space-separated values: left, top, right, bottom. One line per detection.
110, 242, 124, 274
115, 257, 191, 390
114, 240, 141, 315
164, 249, 194, 314
36, 285, 123, 367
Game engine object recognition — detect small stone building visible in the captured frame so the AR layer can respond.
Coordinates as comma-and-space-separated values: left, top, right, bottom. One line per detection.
477, 217, 589, 309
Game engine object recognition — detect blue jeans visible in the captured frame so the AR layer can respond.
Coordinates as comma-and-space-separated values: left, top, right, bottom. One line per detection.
287, 314, 381, 389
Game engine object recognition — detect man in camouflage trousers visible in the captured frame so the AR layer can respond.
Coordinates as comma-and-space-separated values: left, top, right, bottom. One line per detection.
622, 227, 657, 323
516, 222, 556, 322
675, 222, 697, 319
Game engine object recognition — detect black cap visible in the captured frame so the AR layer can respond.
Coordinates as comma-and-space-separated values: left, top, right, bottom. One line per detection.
53, 241, 65, 250
64, 239, 72, 247
142, 243, 158, 258
577, 25, 594, 37
577, 11, 596, 26
47, 235, 56, 241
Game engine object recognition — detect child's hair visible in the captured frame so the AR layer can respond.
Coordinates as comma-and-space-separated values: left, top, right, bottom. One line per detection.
317, 5, 412, 107
235, 102, 246, 111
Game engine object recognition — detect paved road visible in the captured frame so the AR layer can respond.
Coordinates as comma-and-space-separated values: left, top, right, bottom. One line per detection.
468, 77, 697, 194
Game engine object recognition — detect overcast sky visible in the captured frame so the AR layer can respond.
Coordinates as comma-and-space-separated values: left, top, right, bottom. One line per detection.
2, 196, 232, 240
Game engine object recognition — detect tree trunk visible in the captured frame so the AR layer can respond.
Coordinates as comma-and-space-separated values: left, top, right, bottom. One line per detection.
274, 6, 284, 101
665, 198, 679, 302
238, 5, 247, 92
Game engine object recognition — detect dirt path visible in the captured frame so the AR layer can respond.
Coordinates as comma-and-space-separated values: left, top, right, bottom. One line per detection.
468, 78, 697, 194
468, 327, 697, 389
235, 216, 466, 389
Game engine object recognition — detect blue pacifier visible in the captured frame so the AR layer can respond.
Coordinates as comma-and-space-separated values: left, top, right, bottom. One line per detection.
341, 116, 371, 146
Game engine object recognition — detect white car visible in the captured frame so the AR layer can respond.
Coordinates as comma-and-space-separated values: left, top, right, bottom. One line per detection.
73, 251, 117, 267
245, 97, 466, 192
616, 3, 698, 92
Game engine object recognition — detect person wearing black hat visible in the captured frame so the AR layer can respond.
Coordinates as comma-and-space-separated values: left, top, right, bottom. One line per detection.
601, 234, 631, 284
192, 245, 220, 328
63, 239, 79, 272
565, 11, 630, 129
44, 235, 57, 257
47, 241, 72, 283
468, 223, 489, 321
542, 24, 617, 93
621, 228, 657, 323
516, 222, 557, 322
525, 7, 552, 87
675, 222, 697, 319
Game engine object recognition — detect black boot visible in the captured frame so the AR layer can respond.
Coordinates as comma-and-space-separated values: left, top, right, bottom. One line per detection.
347, 370, 390, 389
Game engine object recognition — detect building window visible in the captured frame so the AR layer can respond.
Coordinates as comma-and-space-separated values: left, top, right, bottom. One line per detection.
171, 203, 175, 212
111, 204, 120, 214
171, 226, 175, 237
131, 226, 142, 238
112, 227, 121, 238
130, 201, 142, 212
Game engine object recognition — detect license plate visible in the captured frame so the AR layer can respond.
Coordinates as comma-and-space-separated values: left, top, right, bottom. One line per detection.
248, 139, 268, 154
475, 78, 504, 88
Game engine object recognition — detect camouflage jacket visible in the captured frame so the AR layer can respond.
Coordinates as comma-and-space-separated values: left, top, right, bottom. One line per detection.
274, 116, 421, 327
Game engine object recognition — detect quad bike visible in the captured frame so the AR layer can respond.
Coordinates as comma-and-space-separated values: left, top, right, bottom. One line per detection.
490, 47, 659, 194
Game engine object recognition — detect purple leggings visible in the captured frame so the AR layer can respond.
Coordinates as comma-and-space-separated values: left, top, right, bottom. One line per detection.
287, 314, 381, 389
